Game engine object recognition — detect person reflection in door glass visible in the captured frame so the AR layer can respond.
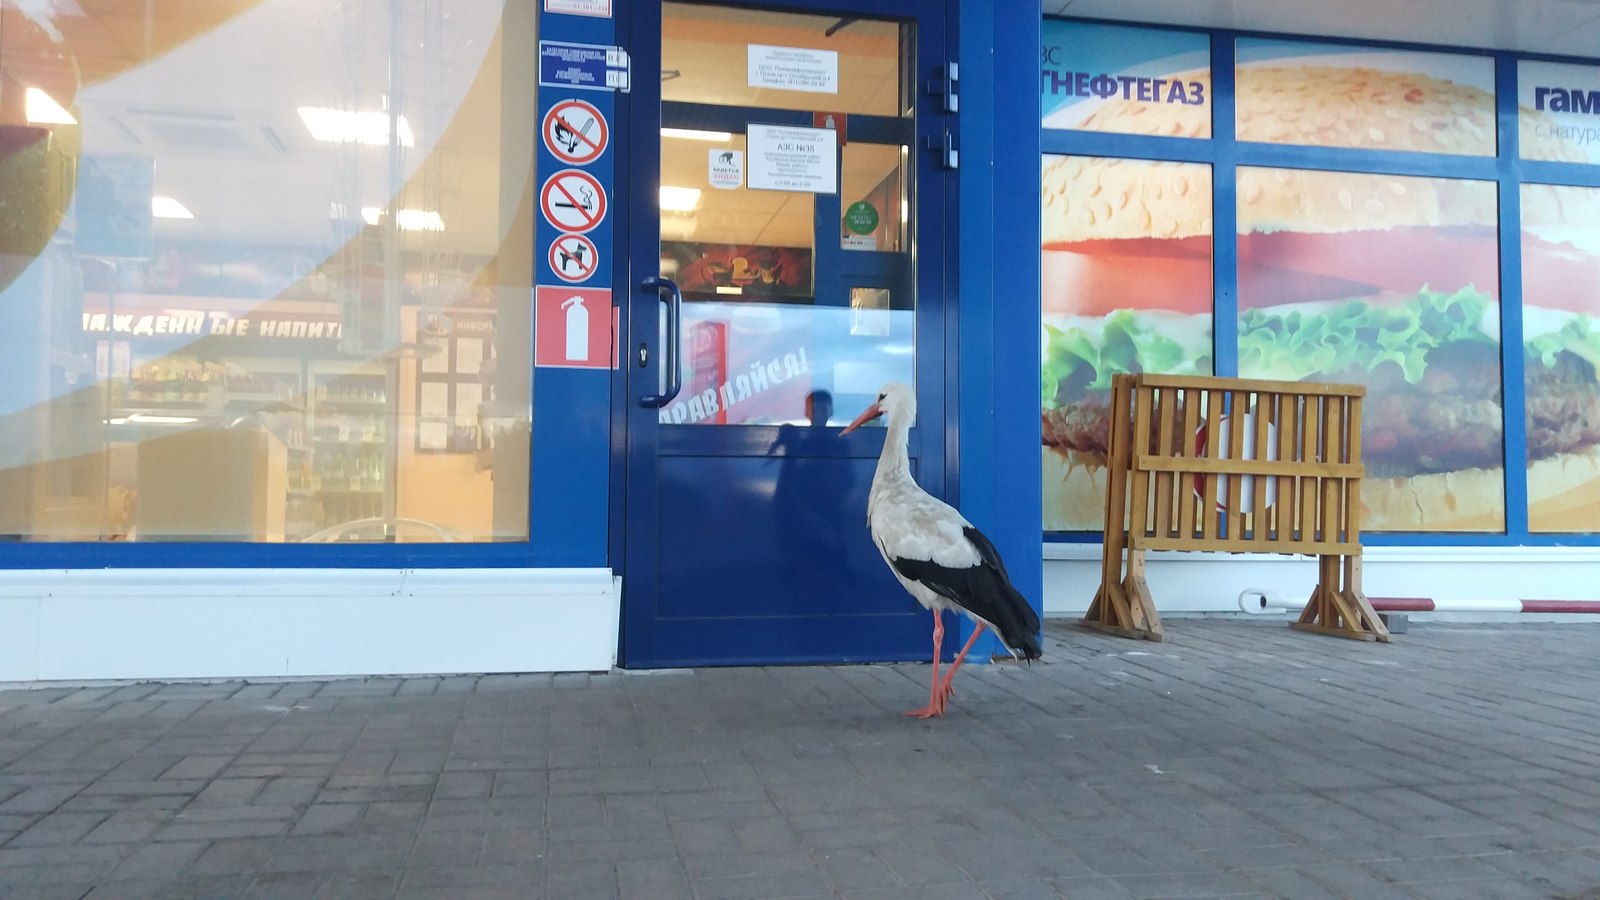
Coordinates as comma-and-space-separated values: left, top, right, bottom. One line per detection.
769, 390, 860, 600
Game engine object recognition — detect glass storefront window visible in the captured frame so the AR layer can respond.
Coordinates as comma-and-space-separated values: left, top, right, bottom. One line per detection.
1040, 155, 1215, 531
0, 0, 534, 542
656, 4, 917, 429
1041, 21, 1211, 138
1236, 167, 1503, 532
662, 4, 904, 117
1235, 40, 1495, 156
1521, 183, 1600, 532
841, 142, 904, 253
1517, 61, 1600, 165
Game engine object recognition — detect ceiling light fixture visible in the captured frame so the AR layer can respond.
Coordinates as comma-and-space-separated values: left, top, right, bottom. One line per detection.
298, 107, 415, 146
25, 87, 76, 125
361, 207, 445, 231
117, 413, 199, 425
659, 186, 703, 212
152, 196, 194, 219
662, 127, 732, 142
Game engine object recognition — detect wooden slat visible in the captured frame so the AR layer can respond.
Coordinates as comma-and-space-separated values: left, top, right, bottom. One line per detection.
1154, 387, 1177, 539
1298, 474, 1316, 548
1136, 535, 1359, 555
1128, 385, 1155, 541
1251, 395, 1271, 537
1135, 373, 1365, 397
1133, 456, 1364, 478
1226, 396, 1246, 541
1177, 389, 1201, 540
1345, 395, 1364, 543
1320, 396, 1342, 545
1200, 389, 1222, 542
1279, 394, 1300, 547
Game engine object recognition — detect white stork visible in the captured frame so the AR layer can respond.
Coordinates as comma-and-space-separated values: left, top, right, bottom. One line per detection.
842, 383, 1042, 718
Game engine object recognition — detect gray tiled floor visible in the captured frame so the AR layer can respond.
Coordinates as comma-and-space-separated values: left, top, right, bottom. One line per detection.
3, 618, 1600, 899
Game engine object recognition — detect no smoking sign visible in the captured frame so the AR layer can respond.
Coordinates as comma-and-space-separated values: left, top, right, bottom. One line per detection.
540, 169, 608, 234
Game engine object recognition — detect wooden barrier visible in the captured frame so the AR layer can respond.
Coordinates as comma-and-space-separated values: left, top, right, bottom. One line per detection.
1083, 373, 1389, 643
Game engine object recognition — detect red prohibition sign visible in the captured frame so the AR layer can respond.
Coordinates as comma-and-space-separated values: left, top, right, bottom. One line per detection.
540, 169, 608, 234
549, 233, 599, 283
542, 99, 608, 165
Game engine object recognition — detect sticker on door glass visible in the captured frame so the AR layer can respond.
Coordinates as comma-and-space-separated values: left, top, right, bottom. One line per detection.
747, 123, 837, 194
748, 44, 839, 94
709, 149, 744, 189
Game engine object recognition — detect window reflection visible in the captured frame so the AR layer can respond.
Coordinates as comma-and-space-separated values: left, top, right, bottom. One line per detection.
0, 0, 534, 542
659, 303, 913, 426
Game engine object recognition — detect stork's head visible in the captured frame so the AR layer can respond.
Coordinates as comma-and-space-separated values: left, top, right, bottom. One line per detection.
840, 382, 915, 434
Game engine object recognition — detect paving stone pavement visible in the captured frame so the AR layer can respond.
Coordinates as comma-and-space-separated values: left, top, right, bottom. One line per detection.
3, 618, 1600, 899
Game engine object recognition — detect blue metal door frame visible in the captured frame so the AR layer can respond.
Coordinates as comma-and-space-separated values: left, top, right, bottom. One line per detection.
615, 0, 959, 668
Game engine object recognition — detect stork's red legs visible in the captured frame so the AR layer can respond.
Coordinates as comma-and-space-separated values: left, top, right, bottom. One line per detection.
905, 616, 988, 718
903, 613, 946, 718
937, 621, 987, 702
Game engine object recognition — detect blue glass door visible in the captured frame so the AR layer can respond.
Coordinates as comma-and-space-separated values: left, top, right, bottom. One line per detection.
620, 0, 952, 667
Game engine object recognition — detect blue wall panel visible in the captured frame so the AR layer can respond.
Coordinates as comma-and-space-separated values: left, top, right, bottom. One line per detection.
956, 0, 1045, 659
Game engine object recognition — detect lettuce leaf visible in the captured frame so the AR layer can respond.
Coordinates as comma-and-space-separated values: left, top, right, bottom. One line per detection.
1237, 286, 1495, 385
1042, 309, 1210, 406
1527, 314, 1600, 373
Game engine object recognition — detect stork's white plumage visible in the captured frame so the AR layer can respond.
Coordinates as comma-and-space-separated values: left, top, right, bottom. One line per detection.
843, 383, 1042, 718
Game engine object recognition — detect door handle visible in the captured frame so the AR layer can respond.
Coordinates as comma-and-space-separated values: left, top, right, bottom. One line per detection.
638, 275, 683, 408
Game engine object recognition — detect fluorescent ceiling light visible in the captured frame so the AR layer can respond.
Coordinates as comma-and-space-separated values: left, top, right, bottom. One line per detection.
125, 413, 198, 425
660, 186, 702, 212
297, 106, 415, 146
662, 127, 732, 142
25, 87, 75, 125
151, 196, 194, 219
361, 207, 445, 231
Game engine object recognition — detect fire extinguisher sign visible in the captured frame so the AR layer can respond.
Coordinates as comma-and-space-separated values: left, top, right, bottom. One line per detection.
536, 286, 616, 369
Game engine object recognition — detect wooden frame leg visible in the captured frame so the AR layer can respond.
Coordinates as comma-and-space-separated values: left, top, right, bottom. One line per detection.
1291, 554, 1390, 642
1082, 549, 1162, 641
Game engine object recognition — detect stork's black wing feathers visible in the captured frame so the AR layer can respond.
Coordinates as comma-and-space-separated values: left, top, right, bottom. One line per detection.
888, 526, 1042, 659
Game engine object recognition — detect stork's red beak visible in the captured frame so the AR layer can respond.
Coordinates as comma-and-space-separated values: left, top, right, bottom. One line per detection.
840, 402, 882, 435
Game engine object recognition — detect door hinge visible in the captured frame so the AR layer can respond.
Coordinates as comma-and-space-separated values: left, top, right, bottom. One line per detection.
925, 131, 958, 170
925, 61, 959, 113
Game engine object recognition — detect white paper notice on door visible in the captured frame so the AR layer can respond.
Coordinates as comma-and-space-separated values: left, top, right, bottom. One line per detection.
747, 44, 838, 93
746, 124, 837, 194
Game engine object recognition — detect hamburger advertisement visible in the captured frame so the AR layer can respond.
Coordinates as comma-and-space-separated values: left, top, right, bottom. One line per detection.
1040, 21, 1216, 531
1041, 155, 1214, 530
1520, 183, 1600, 532
1040, 29, 1577, 533
1234, 167, 1504, 531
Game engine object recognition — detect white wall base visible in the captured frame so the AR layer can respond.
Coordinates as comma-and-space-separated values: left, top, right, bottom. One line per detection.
1044, 543, 1600, 617
0, 568, 620, 682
